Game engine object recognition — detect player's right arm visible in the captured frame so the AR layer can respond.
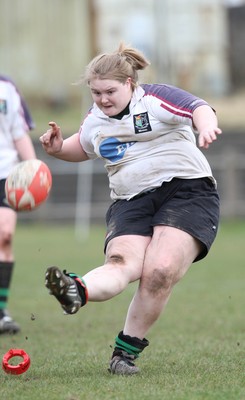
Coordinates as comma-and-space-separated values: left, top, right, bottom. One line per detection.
39, 122, 89, 162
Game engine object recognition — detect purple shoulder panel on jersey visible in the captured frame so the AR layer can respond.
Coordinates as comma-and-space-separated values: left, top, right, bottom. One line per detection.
140, 83, 208, 119
0, 75, 35, 130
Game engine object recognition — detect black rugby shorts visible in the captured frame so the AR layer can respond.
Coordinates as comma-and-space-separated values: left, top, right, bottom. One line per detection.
105, 178, 220, 262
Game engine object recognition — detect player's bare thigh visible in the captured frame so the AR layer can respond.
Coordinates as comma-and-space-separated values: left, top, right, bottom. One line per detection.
105, 234, 151, 282
142, 225, 203, 290
0, 207, 17, 259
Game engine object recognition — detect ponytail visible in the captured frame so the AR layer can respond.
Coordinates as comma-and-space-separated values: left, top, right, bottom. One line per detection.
116, 42, 150, 72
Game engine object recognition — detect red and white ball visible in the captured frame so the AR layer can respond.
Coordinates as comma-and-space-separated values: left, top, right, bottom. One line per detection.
5, 159, 52, 211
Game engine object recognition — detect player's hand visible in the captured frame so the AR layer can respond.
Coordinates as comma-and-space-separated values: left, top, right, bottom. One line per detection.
198, 127, 222, 149
39, 122, 63, 154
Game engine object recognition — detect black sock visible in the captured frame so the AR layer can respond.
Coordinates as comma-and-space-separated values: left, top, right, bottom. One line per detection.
113, 330, 149, 358
0, 261, 14, 317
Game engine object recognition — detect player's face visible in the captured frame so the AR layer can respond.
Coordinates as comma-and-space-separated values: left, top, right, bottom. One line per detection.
89, 78, 133, 117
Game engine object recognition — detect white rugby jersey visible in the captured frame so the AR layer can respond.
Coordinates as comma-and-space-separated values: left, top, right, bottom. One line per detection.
79, 84, 215, 200
0, 76, 34, 179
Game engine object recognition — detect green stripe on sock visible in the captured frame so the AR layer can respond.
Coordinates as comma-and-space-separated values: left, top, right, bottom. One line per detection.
68, 273, 86, 287
115, 336, 141, 356
0, 288, 9, 296
69, 273, 83, 280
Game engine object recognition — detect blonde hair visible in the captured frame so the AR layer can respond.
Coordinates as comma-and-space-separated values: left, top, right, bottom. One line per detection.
82, 42, 150, 88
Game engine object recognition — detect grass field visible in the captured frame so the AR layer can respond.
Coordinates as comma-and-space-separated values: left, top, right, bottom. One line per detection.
0, 220, 244, 400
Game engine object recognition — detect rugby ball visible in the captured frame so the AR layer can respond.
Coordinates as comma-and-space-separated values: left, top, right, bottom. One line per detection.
5, 159, 52, 211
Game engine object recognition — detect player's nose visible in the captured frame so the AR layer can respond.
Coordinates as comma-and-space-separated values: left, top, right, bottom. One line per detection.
101, 94, 109, 104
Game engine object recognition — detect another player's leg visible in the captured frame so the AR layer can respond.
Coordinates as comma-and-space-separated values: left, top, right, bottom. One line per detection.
0, 206, 20, 334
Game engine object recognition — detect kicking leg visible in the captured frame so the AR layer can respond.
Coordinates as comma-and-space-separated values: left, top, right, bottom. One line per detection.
45, 235, 150, 313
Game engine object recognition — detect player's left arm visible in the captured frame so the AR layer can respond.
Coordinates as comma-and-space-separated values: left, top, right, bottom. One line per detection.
14, 133, 36, 160
193, 105, 222, 149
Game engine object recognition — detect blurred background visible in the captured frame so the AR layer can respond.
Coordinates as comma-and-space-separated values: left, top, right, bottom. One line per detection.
1, 0, 245, 233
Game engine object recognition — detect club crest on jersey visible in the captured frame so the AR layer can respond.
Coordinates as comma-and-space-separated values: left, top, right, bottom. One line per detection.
133, 112, 152, 134
0, 99, 7, 114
